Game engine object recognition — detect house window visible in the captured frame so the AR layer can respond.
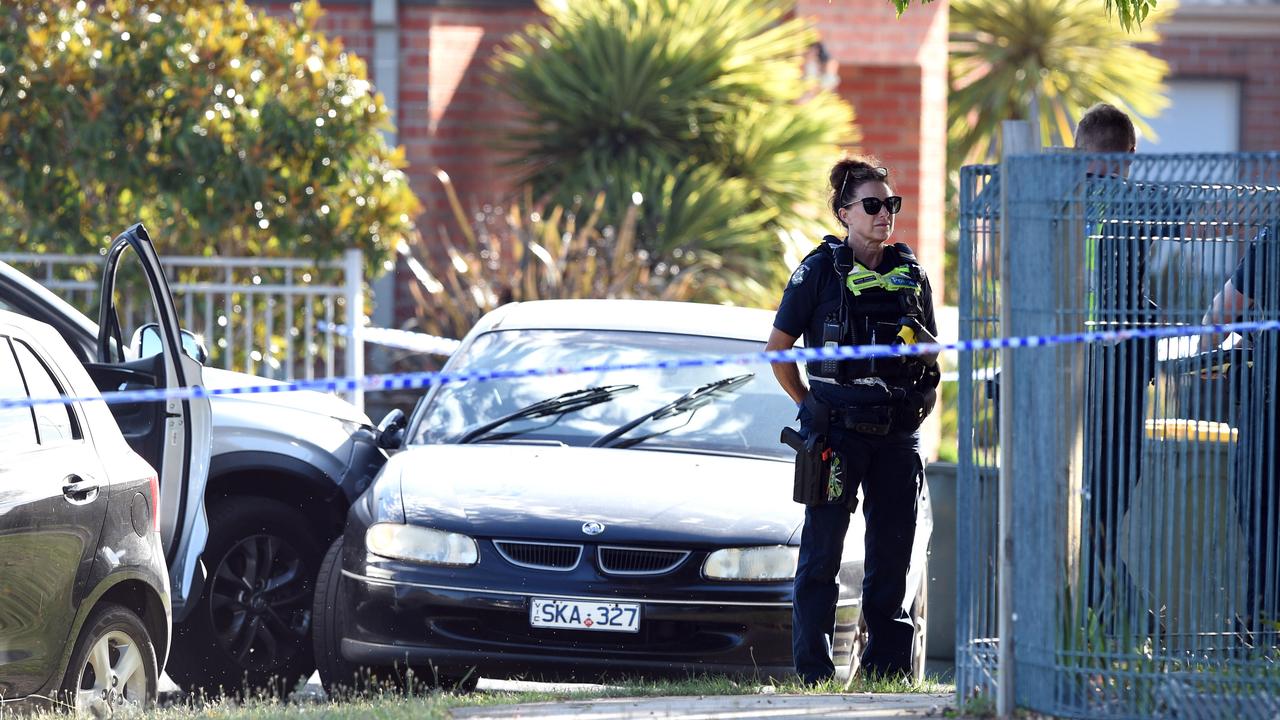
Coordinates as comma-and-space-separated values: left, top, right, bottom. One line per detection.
1139, 79, 1241, 153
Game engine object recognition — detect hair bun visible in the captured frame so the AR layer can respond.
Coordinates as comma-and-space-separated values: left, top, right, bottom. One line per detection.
829, 155, 890, 221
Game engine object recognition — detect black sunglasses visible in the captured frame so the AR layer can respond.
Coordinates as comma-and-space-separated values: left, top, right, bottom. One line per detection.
843, 195, 903, 216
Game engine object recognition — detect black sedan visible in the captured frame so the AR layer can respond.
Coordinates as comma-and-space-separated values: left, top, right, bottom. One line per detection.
312, 300, 932, 691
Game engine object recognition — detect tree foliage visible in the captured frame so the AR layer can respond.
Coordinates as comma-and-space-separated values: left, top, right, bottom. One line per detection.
0, 0, 419, 273
947, 0, 1171, 166
491, 0, 857, 306
892, 0, 1160, 32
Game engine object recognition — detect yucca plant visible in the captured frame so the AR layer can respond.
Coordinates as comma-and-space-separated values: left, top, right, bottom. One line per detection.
948, 0, 1172, 166
897, 0, 1160, 32
491, 0, 857, 306
400, 169, 712, 346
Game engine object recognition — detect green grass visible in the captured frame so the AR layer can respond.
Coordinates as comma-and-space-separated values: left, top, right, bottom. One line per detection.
18, 674, 954, 720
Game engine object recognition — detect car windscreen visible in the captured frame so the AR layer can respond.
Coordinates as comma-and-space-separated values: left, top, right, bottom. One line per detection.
411, 329, 796, 460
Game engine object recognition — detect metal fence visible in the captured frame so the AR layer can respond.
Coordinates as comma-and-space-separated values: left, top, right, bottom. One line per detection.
958, 150, 1280, 718
0, 249, 365, 408
957, 162, 1002, 705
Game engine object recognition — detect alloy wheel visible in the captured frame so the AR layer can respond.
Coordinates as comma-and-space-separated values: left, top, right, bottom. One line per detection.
208, 533, 312, 671
73, 630, 149, 715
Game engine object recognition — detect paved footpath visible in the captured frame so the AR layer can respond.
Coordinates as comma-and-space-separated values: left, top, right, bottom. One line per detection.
449, 692, 955, 719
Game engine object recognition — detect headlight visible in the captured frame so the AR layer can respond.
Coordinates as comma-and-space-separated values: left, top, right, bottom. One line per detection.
365, 523, 478, 566
703, 545, 799, 581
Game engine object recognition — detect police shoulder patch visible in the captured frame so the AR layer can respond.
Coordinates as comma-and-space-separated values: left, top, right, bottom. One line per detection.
788, 265, 808, 287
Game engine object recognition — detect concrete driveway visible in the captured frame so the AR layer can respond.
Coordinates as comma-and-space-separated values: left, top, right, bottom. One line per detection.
449, 692, 954, 719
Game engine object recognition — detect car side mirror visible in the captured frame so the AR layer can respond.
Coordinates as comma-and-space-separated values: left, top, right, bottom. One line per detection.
376, 409, 407, 450
131, 323, 209, 365
132, 323, 163, 359
180, 329, 209, 365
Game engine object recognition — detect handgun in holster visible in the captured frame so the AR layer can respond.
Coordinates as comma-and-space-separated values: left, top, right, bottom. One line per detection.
781, 395, 839, 506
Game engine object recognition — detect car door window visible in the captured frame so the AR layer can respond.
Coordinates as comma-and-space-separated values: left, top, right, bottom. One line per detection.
0, 337, 37, 450
105, 246, 160, 362
11, 339, 79, 444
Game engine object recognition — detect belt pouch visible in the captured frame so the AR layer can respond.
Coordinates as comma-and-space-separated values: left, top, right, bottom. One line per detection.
841, 406, 894, 435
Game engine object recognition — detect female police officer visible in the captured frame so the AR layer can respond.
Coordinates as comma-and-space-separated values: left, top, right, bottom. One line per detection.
765, 157, 939, 683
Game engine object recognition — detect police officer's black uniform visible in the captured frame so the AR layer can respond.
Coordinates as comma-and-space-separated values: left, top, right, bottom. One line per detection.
773, 235, 938, 682
1228, 226, 1280, 629
1082, 174, 1161, 618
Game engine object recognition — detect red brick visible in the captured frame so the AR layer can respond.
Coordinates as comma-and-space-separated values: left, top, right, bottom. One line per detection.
256, 0, 948, 316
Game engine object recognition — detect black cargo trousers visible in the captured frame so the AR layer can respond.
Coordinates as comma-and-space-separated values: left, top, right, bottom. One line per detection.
1083, 337, 1154, 613
792, 380, 925, 683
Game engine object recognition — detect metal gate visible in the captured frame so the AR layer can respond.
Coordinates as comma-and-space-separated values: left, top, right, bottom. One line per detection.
957, 151, 1280, 718
1, 249, 365, 407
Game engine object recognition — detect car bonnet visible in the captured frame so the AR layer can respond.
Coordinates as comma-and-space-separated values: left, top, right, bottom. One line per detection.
386, 443, 801, 547
201, 367, 370, 424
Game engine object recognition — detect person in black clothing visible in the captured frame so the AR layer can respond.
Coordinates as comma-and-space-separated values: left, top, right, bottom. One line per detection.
766, 157, 939, 683
1203, 225, 1280, 636
1075, 104, 1159, 621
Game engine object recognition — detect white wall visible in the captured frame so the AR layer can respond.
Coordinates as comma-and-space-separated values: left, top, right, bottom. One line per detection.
1139, 79, 1241, 153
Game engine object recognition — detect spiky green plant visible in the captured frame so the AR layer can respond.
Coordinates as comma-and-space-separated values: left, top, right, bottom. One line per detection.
400, 169, 710, 345
948, 0, 1171, 166
491, 0, 857, 306
897, 0, 1160, 32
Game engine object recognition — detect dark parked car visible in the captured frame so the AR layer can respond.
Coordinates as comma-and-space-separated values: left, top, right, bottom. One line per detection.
0, 225, 385, 693
0, 310, 170, 715
313, 300, 932, 692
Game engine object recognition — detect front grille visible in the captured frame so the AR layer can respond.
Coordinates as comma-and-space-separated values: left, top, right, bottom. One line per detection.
597, 546, 690, 576
494, 540, 582, 571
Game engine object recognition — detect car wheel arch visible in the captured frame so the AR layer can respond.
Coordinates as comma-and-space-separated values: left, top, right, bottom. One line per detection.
49, 575, 170, 696
207, 452, 351, 542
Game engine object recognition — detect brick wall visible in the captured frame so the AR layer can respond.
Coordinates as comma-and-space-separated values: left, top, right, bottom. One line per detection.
403, 6, 539, 220
258, 1, 537, 215
316, 3, 373, 57
796, 0, 949, 290
1148, 34, 1280, 152
259, 0, 950, 304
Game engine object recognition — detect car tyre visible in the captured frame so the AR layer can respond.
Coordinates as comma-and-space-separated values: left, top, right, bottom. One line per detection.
841, 611, 869, 690
60, 603, 158, 715
841, 560, 929, 688
167, 497, 321, 696
312, 538, 479, 697
909, 562, 929, 684
313, 536, 371, 697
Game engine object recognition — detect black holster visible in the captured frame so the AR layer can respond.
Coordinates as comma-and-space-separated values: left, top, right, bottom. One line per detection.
783, 394, 844, 506
781, 426, 830, 506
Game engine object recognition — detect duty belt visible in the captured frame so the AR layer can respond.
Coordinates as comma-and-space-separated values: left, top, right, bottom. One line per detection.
804, 386, 911, 436
829, 405, 895, 436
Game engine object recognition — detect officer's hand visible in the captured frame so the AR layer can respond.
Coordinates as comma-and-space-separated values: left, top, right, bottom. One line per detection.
795, 394, 814, 439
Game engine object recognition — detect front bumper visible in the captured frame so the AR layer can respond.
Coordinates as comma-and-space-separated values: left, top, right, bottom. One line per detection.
339, 569, 798, 682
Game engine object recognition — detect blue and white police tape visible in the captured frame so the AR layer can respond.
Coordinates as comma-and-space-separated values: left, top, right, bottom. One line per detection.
317, 322, 461, 357
2, 318, 1276, 412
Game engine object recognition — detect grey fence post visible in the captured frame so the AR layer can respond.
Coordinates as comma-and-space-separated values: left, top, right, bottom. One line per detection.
344, 248, 365, 412
997, 120, 1039, 718
1002, 122, 1072, 715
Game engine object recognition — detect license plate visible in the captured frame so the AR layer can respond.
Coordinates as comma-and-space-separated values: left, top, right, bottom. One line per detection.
529, 597, 640, 633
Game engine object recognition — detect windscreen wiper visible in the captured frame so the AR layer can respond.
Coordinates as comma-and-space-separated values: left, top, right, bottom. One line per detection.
590, 373, 754, 449
456, 384, 638, 444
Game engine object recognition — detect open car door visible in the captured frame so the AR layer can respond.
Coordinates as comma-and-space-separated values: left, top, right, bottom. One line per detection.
89, 223, 212, 616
